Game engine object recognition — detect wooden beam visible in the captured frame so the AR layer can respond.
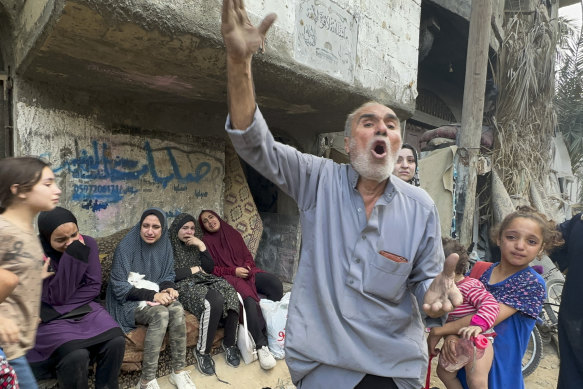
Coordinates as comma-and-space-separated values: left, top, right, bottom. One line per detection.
456, 0, 492, 248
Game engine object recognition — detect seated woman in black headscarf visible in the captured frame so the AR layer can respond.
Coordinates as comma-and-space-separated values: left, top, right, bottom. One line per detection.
26, 206, 125, 389
106, 208, 196, 389
169, 213, 240, 377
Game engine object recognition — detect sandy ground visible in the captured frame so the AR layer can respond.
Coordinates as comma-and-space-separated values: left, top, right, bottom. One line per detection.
156, 355, 294, 389
154, 339, 559, 389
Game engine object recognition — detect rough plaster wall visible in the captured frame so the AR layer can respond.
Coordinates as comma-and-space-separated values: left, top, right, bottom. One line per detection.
0, 0, 27, 24
15, 99, 225, 238
257, 0, 421, 107
354, 0, 420, 104
12, 0, 59, 68
79, 0, 420, 102
17, 0, 421, 116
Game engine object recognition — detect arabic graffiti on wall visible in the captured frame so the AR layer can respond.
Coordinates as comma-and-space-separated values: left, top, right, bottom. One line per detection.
295, 0, 358, 83
17, 102, 225, 238
49, 139, 222, 212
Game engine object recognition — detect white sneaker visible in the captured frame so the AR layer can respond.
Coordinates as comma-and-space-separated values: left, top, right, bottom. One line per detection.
136, 379, 160, 389
169, 370, 197, 389
257, 345, 276, 370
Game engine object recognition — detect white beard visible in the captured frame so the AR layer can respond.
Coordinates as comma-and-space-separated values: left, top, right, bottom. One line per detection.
349, 137, 396, 182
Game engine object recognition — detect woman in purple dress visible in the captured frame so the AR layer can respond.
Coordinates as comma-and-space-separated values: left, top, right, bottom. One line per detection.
26, 207, 125, 389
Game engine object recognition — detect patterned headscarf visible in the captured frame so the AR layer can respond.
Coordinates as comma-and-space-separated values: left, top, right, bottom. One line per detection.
401, 143, 420, 187
106, 207, 176, 333
169, 213, 203, 269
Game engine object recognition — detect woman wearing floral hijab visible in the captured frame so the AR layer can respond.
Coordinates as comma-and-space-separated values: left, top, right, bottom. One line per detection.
106, 208, 196, 389
169, 213, 240, 377
198, 210, 282, 370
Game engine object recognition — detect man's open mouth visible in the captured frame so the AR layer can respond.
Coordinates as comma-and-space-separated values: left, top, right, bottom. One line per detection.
371, 141, 387, 158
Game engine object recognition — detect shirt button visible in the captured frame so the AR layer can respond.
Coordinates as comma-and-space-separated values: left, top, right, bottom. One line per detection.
361, 235, 366, 240
357, 208, 362, 213
349, 279, 354, 285
355, 258, 361, 263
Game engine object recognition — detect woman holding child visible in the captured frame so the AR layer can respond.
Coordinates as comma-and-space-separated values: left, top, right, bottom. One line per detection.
27, 206, 125, 389
106, 208, 196, 389
169, 213, 240, 376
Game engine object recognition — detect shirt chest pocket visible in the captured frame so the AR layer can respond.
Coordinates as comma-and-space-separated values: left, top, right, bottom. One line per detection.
363, 252, 411, 303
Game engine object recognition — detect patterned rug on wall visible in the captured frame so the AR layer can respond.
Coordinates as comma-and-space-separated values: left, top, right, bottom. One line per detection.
222, 142, 263, 257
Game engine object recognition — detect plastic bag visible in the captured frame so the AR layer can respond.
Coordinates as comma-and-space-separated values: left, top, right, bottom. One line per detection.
237, 293, 258, 364
259, 292, 291, 359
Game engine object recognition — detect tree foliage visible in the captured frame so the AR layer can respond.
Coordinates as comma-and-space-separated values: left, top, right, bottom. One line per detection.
555, 18, 583, 174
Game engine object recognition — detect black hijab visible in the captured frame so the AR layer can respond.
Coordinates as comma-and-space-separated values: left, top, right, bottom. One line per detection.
37, 206, 78, 260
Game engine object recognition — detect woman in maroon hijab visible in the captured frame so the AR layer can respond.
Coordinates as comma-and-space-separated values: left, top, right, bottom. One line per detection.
198, 210, 282, 370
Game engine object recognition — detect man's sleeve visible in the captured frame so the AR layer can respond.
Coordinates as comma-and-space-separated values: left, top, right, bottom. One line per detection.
408, 204, 447, 326
226, 108, 327, 210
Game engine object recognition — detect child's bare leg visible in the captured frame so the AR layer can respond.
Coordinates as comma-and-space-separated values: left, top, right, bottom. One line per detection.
436, 359, 464, 389
464, 342, 493, 389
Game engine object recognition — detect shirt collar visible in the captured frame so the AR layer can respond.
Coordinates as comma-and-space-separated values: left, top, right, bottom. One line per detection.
347, 164, 396, 204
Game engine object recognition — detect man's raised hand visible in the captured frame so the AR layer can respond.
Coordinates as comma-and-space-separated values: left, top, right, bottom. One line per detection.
423, 253, 463, 318
221, 0, 277, 62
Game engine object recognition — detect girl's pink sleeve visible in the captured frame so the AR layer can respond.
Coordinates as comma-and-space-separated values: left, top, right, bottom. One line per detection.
466, 282, 500, 330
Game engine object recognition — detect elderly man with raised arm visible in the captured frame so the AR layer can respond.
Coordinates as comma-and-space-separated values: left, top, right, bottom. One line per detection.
219, 1, 462, 388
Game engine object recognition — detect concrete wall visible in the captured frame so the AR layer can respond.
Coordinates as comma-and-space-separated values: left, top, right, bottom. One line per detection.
2, 0, 424, 237
14, 79, 225, 236
10, 0, 422, 135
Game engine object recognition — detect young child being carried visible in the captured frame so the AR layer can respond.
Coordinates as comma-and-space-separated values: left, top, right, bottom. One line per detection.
428, 238, 500, 389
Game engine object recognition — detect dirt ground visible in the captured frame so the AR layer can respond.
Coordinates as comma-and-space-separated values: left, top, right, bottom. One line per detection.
156, 335, 559, 389
426, 340, 560, 389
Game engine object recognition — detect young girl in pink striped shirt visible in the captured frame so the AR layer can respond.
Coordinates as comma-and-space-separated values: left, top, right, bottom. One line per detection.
428, 238, 500, 389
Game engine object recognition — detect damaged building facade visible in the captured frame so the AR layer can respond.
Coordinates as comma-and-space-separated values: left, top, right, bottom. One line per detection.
0, 0, 574, 280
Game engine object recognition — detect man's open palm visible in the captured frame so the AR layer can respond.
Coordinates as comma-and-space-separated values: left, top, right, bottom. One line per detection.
221, 0, 277, 61
423, 253, 463, 317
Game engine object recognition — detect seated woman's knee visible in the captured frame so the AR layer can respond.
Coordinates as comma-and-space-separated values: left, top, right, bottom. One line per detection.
206, 289, 225, 309
149, 304, 171, 326
58, 348, 90, 370
103, 335, 126, 356
167, 301, 185, 323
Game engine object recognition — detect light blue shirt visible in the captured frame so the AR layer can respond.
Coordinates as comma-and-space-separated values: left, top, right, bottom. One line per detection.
226, 109, 445, 389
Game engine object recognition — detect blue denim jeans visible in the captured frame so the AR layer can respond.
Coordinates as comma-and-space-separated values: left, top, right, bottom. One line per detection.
8, 356, 38, 389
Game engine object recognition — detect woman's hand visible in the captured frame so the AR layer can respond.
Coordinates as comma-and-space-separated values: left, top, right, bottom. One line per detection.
190, 266, 204, 275
153, 291, 175, 306
185, 236, 206, 251
162, 288, 179, 300
235, 267, 250, 278
458, 325, 482, 340
41, 258, 54, 279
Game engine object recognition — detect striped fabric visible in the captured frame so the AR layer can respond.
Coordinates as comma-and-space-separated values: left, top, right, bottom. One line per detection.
447, 277, 500, 329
